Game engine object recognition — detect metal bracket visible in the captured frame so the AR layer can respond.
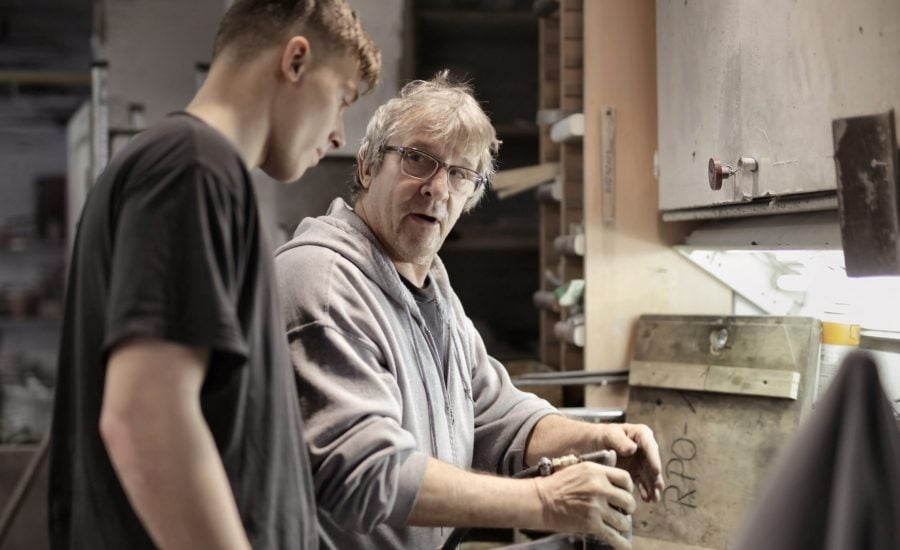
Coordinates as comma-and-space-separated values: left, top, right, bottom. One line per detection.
90, 61, 109, 180
601, 105, 616, 227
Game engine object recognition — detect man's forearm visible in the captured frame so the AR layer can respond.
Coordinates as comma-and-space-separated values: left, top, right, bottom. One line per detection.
524, 413, 599, 466
407, 458, 543, 529
407, 455, 637, 550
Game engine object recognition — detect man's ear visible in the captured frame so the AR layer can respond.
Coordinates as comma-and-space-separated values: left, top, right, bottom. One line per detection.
357, 153, 371, 189
281, 36, 312, 83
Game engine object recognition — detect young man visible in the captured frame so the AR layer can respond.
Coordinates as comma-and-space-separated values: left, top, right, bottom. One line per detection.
275, 72, 664, 550
48, 2, 379, 549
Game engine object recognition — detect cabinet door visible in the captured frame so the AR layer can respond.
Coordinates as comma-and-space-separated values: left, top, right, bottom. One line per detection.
657, 0, 900, 211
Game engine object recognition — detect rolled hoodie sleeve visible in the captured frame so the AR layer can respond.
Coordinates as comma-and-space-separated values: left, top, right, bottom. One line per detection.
277, 247, 429, 532
463, 316, 558, 476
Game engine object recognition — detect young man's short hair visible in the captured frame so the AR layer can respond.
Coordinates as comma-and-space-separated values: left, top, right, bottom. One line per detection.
213, 0, 380, 92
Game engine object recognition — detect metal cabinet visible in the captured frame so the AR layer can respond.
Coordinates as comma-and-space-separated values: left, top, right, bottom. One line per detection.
656, 0, 900, 214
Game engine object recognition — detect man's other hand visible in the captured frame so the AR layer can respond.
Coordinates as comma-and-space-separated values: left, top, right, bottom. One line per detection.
533, 461, 635, 550
599, 423, 664, 503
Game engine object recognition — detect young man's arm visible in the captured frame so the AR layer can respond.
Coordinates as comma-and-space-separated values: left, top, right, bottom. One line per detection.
408, 457, 636, 550
100, 337, 251, 550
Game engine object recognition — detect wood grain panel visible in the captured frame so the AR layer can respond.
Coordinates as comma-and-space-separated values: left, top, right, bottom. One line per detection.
581, 1, 732, 409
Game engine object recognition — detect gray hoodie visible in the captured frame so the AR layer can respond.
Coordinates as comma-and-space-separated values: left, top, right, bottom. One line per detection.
274, 198, 556, 549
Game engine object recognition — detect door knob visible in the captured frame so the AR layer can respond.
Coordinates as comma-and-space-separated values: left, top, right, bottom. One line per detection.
708, 158, 734, 190
709, 156, 758, 191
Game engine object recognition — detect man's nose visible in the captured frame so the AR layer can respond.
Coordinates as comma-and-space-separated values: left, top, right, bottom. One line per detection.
421, 167, 450, 200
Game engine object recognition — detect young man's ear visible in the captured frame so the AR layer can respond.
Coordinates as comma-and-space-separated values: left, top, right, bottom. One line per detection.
281, 36, 311, 82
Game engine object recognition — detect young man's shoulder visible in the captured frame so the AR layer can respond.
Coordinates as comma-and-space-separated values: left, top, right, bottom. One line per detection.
131, 112, 243, 170
97, 113, 248, 202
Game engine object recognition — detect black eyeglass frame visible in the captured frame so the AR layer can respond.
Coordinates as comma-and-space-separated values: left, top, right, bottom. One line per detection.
382, 145, 487, 195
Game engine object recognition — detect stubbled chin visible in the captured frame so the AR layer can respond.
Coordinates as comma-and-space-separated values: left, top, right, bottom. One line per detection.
397, 231, 441, 264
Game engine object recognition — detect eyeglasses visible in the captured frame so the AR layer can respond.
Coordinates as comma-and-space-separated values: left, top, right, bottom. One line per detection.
383, 145, 486, 196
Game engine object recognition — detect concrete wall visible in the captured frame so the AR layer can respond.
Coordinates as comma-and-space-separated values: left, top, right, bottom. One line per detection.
96, 0, 225, 129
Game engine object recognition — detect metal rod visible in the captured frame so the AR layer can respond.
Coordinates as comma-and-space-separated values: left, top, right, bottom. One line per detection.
0, 432, 51, 546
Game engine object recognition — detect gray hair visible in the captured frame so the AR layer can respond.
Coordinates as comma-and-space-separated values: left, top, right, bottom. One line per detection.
351, 70, 500, 211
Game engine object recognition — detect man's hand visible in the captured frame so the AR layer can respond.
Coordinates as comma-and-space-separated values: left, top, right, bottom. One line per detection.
525, 415, 665, 504
533, 461, 635, 550
409, 458, 636, 550
598, 423, 664, 503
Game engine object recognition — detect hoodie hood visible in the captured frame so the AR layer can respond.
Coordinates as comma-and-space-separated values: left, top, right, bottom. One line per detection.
274, 197, 452, 315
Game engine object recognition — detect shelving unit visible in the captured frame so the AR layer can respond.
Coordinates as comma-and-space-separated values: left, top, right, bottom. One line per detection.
0, 240, 63, 446
536, 0, 585, 405
536, 5, 561, 377
557, 0, 585, 385
414, 3, 541, 365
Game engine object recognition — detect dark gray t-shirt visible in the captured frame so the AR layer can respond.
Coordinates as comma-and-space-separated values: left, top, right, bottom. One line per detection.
49, 112, 318, 550
400, 274, 449, 377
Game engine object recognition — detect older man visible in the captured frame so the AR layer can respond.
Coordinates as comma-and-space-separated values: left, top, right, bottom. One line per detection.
275, 72, 664, 550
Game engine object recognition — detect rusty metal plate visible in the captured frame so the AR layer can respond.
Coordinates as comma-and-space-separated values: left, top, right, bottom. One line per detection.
626, 315, 822, 549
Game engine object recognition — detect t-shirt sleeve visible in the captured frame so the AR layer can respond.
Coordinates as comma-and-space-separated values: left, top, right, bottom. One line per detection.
103, 162, 250, 367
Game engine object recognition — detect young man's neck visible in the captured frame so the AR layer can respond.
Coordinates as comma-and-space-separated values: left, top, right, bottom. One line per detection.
186, 52, 274, 169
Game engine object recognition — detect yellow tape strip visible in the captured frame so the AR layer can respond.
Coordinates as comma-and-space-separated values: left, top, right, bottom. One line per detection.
822, 322, 860, 346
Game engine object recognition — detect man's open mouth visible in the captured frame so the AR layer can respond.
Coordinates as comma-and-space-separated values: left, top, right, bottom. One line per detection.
411, 213, 439, 224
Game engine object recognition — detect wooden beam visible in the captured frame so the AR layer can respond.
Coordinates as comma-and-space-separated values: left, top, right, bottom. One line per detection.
492, 162, 558, 193
629, 360, 801, 400
0, 70, 91, 86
